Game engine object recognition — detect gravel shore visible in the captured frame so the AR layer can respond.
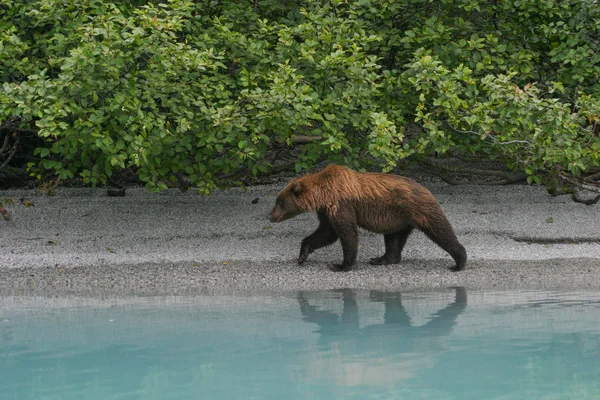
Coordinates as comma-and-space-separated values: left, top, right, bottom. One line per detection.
1, 179, 599, 296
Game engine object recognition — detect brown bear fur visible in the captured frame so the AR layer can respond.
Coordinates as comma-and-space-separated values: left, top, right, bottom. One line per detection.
269, 164, 467, 272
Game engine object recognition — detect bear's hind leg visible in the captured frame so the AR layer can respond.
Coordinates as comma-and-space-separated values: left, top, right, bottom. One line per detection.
419, 220, 467, 271
370, 227, 414, 265
328, 205, 358, 272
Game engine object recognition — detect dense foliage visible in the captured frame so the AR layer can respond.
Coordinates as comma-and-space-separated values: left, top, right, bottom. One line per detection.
1, 0, 599, 192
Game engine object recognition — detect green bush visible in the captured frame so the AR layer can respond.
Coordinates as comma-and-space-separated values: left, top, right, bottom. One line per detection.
1, 0, 599, 192
403, 53, 600, 184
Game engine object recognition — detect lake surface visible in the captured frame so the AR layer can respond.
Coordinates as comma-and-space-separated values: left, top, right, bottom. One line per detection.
1, 289, 599, 399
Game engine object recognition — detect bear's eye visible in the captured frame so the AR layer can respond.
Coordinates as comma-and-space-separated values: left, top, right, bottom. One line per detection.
278, 199, 285, 207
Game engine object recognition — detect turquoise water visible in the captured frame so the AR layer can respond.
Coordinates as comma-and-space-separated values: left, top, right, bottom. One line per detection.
1, 289, 600, 399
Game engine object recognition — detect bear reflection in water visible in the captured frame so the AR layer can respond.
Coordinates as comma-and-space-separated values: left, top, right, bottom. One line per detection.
296, 287, 467, 385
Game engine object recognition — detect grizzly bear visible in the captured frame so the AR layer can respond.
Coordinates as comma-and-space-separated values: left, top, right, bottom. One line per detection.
269, 164, 466, 272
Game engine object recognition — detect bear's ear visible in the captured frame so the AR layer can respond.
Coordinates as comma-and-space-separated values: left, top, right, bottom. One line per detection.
290, 181, 303, 196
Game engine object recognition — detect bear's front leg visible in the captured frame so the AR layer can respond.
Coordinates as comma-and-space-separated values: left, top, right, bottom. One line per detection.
297, 241, 313, 264
298, 211, 339, 265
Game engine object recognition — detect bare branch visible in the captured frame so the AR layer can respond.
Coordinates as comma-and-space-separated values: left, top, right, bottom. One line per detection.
444, 123, 480, 137
0, 137, 19, 172
445, 122, 535, 147
271, 135, 322, 148
584, 170, 600, 182
559, 174, 600, 193
289, 135, 321, 144
0, 133, 9, 156
418, 158, 526, 185
491, 139, 534, 146
557, 173, 600, 205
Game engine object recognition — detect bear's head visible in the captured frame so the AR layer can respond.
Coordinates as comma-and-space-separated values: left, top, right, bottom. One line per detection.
269, 181, 305, 223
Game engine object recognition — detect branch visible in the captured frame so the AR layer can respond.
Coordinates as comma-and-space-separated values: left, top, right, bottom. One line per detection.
558, 174, 600, 193
444, 122, 480, 137
0, 166, 31, 187
0, 133, 9, 156
215, 162, 296, 181
0, 137, 19, 172
289, 135, 321, 144
558, 174, 600, 205
491, 139, 534, 147
0, 125, 37, 136
258, 162, 297, 176
418, 158, 526, 185
445, 122, 534, 147
584, 170, 600, 182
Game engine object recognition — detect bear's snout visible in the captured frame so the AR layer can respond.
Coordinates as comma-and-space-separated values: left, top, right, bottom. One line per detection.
268, 209, 280, 223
